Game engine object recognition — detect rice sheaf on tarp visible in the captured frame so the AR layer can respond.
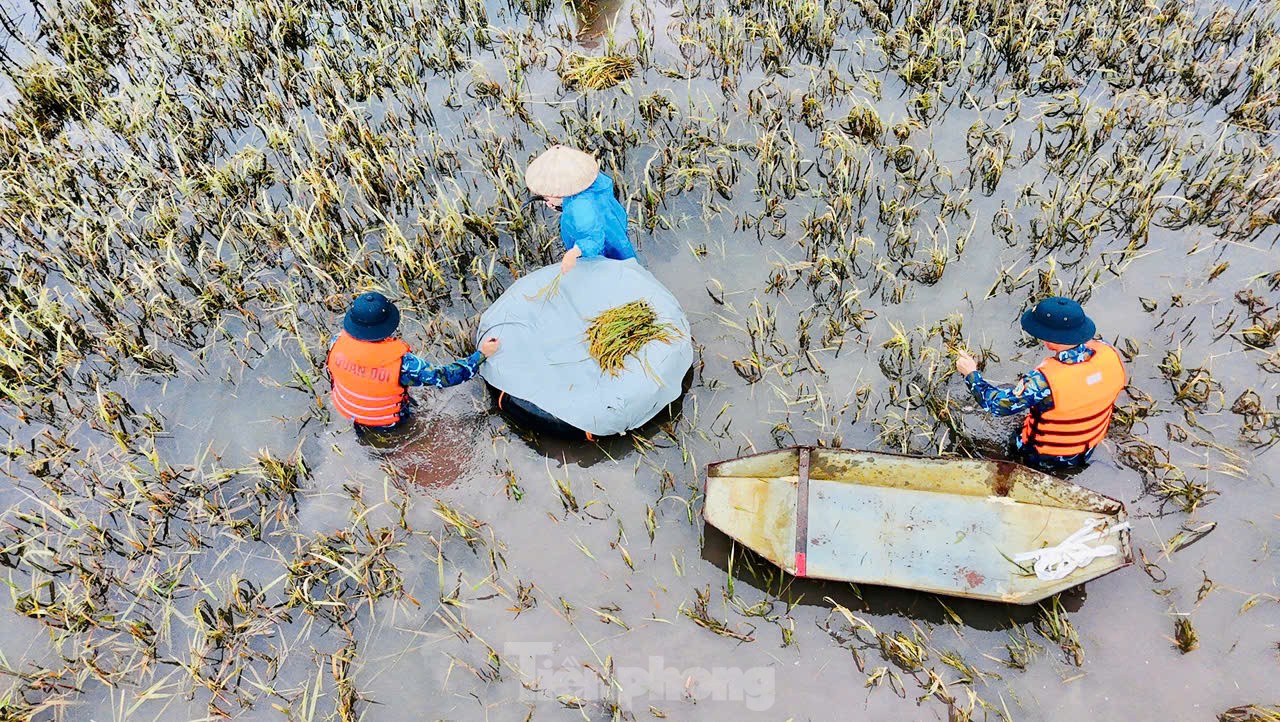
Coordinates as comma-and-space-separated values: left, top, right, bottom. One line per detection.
476, 258, 693, 436
585, 299, 679, 376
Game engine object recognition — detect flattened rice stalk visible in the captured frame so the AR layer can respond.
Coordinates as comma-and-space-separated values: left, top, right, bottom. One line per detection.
585, 300, 679, 375
525, 272, 563, 302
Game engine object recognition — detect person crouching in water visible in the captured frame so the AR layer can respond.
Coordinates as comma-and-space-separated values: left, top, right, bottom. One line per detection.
525, 145, 635, 274
327, 292, 499, 434
954, 296, 1126, 472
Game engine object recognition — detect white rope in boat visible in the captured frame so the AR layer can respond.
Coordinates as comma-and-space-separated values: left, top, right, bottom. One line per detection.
1014, 518, 1131, 581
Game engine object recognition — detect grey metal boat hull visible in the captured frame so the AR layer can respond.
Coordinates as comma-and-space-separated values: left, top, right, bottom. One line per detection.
703, 447, 1132, 604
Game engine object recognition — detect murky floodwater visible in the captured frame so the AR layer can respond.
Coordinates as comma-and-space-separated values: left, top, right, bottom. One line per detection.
1, 0, 1277, 719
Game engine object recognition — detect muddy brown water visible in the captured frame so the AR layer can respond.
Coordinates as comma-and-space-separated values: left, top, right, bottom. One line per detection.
1, 0, 1278, 719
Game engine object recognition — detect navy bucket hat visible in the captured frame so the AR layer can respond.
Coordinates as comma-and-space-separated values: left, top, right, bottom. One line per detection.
343, 292, 401, 341
1020, 296, 1096, 346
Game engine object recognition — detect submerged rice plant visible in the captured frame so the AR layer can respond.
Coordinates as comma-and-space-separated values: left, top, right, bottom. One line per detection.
559, 52, 636, 90
0, 0, 1277, 717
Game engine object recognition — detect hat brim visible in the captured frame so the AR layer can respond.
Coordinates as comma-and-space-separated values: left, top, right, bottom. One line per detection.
1020, 308, 1095, 345
344, 304, 401, 341
525, 146, 600, 197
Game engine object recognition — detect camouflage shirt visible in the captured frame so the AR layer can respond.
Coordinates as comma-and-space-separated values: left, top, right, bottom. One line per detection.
963, 343, 1095, 416
964, 343, 1097, 467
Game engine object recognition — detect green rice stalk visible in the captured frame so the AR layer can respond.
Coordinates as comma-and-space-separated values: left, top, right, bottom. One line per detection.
524, 272, 563, 302
584, 300, 678, 375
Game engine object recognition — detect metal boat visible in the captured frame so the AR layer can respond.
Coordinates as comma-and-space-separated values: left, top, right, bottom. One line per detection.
703, 447, 1132, 604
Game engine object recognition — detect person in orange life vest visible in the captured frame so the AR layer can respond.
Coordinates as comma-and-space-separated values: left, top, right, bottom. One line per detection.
954, 296, 1126, 470
326, 292, 499, 433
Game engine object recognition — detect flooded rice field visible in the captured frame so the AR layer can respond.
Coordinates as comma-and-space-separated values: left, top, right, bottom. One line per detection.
1, 0, 1278, 719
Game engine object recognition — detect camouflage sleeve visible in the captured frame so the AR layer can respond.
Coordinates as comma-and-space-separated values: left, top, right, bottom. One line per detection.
964, 369, 1053, 417
399, 351, 485, 389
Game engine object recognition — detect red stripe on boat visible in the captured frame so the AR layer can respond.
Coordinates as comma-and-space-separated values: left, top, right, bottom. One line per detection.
795, 552, 807, 577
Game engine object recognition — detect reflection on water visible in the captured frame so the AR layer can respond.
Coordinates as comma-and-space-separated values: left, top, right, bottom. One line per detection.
514, 428, 639, 468
358, 406, 485, 490
503, 392, 689, 468
572, 0, 630, 48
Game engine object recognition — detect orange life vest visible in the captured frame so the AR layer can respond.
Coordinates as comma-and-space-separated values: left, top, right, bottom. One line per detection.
1020, 341, 1126, 457
326, 332, 411, 427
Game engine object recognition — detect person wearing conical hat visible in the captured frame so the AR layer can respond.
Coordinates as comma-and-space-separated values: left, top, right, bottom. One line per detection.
955, 296, 1127, 471
525, 145, 635, 274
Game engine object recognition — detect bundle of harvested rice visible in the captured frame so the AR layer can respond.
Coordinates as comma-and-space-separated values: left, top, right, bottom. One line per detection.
585, 300, 679, 375
559, 52, 636, 91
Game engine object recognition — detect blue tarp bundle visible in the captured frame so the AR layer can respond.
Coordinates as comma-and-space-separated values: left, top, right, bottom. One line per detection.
477, 259, 692, 436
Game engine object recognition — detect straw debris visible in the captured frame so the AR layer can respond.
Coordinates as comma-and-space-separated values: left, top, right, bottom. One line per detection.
1220, 705, 1280, 722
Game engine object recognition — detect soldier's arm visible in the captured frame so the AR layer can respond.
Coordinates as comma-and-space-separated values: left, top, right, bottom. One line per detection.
399, 351, 485, 388
964, 369, 1053, 417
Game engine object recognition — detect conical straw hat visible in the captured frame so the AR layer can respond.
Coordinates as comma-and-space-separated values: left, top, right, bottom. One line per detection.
525, 145, 600, 197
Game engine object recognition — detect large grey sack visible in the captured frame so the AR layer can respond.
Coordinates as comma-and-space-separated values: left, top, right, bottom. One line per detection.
476, 258, 693, 436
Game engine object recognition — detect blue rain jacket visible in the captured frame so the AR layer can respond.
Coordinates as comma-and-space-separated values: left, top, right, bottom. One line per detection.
560, 172, 636, 260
